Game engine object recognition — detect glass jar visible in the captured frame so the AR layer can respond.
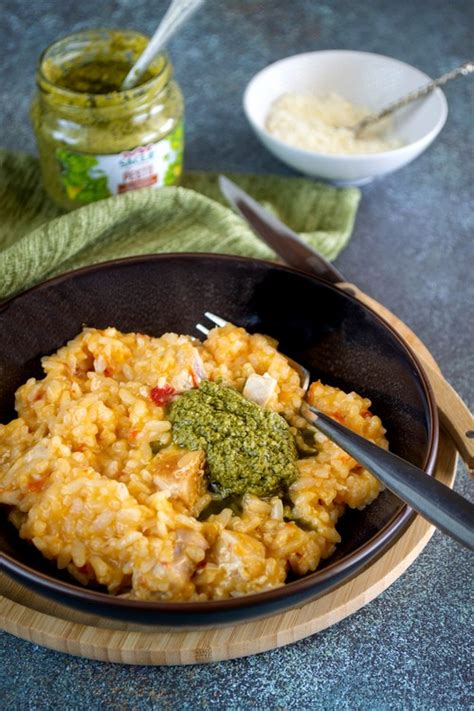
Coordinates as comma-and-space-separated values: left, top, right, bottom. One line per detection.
31, 29, 184, 210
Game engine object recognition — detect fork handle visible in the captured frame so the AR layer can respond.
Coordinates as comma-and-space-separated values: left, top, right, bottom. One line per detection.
302, 404, 474, 551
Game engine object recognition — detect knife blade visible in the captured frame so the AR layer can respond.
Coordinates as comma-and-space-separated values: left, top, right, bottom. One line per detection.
218, 174, 346, 285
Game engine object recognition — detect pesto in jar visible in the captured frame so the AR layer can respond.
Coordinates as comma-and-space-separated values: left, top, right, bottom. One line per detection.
52, 60, 157, 94
169, 380, 298, 497
31, 29, 184, 209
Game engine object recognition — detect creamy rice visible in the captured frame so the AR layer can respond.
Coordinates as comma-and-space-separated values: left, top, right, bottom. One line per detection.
0, 324, 387, 600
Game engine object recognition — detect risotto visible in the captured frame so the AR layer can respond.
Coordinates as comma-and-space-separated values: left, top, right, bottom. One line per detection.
0, 324, 387, 600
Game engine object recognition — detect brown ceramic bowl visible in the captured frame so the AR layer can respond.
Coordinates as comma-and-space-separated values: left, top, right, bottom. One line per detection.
0, 254, 438, 626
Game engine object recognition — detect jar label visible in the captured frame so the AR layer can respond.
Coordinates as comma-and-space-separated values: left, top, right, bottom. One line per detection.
56, 122, 183, 204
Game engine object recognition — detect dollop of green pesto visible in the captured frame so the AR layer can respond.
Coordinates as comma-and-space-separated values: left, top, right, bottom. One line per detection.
169, 380, 298, 497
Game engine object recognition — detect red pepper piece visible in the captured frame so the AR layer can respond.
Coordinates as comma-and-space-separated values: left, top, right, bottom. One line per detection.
78, 563, 93, 576
150, 384, 176, 406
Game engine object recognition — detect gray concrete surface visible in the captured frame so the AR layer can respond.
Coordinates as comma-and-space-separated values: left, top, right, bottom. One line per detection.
0, 1, 472, 708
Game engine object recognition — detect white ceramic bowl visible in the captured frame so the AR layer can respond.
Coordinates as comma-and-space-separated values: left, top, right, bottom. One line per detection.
243, 50, 448, 185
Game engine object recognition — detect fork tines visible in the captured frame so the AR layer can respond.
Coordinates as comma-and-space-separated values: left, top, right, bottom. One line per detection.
196, 312, 228, 336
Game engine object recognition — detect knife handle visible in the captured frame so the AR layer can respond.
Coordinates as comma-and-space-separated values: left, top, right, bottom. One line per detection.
303, 404, 474, 551
339, 282, 474, 474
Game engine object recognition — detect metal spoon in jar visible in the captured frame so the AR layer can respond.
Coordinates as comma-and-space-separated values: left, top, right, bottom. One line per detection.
121, 0, 204, 91
352, 60, 473, 136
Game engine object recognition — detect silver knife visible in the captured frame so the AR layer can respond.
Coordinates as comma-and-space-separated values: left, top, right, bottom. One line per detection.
218, 174, 474, 471
218, 174, 346, 286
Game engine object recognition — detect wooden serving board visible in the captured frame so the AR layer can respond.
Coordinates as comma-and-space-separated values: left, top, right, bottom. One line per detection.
0, 304, 459, 665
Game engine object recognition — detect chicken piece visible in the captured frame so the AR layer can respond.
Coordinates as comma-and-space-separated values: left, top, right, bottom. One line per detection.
168, 346, 207, 392
148, 347, 207, 408
151, 447, 206, 513
131, 527, 209, 600
195, 529, 287, 597
242, 373, 277, 408
212, 530, 266, 576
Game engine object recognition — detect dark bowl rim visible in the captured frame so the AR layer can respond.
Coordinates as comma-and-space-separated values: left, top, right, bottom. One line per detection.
0, 252, 439, 614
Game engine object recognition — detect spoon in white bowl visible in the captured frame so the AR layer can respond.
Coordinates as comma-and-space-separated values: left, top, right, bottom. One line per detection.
121, 0, 204, 90
352, 60, 473, 135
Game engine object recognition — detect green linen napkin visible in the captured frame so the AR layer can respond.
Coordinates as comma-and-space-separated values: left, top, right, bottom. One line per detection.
0, 149, 360, 300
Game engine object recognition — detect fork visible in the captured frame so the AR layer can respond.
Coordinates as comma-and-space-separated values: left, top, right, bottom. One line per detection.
196, 312, 474, 551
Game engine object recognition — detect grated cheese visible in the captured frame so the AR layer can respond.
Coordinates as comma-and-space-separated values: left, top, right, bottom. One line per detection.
265, 92, 401, 155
